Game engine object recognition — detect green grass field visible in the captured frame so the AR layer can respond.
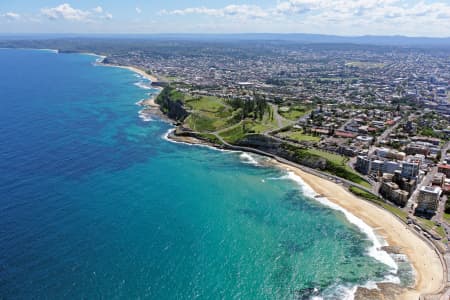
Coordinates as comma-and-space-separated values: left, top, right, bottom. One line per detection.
280, 130, 320, 142
417, 217, 446, 239
185, 96, 227, 112
245, 109, 278, 133
219, 122, 247, 144
182, 96, 240, 132
278, 106, 309, 121
306, 149, 347, 164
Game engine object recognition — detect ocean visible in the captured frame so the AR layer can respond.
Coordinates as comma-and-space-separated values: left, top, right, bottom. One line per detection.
0, 49, 410, 299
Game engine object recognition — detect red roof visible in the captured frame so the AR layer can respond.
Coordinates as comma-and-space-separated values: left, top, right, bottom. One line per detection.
334, 130, 357, 138
385, 120, 395, 125
438, 164, 450, 169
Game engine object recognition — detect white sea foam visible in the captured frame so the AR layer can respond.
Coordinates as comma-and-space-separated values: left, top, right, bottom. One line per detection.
239, 153, 260, 166
138, 109, 153, 122
282, 171, 398, 272
313, 284, 357, 300
278, 170, 404, 298
162, 128, 237, 153
134, 81, 153, 90
40, 48, 59, 54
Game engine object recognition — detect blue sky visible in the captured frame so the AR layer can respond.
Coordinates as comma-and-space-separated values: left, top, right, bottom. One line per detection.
1, 1, 450, 36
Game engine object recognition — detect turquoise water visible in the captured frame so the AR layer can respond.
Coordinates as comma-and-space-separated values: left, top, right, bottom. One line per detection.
0, 49, 401, 299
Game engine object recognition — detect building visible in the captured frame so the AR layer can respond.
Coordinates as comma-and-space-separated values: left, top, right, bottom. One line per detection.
432, 173, 446, 187
405, 143, 430, 156
401, 162, 420, 179
392, 189, 409, 207
416, 186, 442, 215
444, 179, 450, 195
383, 161, 401, 174
356, 156, 371, 175
393, 171, 417, 194
371, 160, 384, 175
379, 181, 409, 206
411, 136, 441, 146
438, 164, 450, 177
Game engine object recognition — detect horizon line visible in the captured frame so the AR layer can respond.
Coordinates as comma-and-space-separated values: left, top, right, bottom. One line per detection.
0, 32, 450, 39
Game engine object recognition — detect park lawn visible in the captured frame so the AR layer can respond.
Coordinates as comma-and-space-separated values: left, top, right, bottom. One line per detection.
281, 130, 320, 142
185, 96, 228, 112
435, 226, 446, 239
185, 113, 226, 132
183, 96, 240, 132
219, 123, 247, 144
349, 187, 408, 222
279, 106, 309, 121
307, 149, 347, 164
246, 111, 278, 133
417, 217, 436, 231
417, 217, 446, 239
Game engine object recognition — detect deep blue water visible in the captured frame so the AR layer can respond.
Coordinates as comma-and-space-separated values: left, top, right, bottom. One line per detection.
0, 49, 397, 299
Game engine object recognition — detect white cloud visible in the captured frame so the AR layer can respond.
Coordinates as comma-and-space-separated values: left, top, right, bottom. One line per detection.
164, 4, 269, 19
2, 12, 21, 20
160, 1, 450, 36
93, 6, 103, 14
41, 3, 112, 22
41, 3, 89, 21
136, 7, 142, 14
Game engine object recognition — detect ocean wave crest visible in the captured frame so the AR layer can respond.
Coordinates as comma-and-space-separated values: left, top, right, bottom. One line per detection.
239, 153, 260, 166
281, 171, 398, 272
134, 81, 152, 90
138, 109, 153, 122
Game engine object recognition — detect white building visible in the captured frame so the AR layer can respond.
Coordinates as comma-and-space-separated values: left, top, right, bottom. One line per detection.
416, 186, 442, 215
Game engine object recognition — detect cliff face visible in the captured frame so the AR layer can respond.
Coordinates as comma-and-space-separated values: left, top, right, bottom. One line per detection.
155, 87, 188, 122
236, 134, 327, 170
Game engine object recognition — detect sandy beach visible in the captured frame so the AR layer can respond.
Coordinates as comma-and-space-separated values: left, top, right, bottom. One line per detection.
271, 161, 445, 299
121, 65, 159, 83
99, 62, 159, 83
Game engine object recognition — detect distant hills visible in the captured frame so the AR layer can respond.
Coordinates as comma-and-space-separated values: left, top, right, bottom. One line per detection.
1, 33, 450, 47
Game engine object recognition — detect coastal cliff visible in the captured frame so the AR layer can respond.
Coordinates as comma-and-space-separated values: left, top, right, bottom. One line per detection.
155, 87, 188, 122
236, 134, 328, 169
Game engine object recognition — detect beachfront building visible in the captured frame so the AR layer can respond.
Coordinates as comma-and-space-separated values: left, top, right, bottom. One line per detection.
356, 156, 371, 175
401, 162, 420, 180
379, 181, 409, 206
416, 186, 442, 216
371, 160, 384, 176
383, 161, 401, 174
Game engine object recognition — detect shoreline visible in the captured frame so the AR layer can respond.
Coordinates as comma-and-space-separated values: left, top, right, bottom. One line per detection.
100, 62, 159, 83
269, 160, 445, 299
99, 55, 446, 298
166, 131, 446, 299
